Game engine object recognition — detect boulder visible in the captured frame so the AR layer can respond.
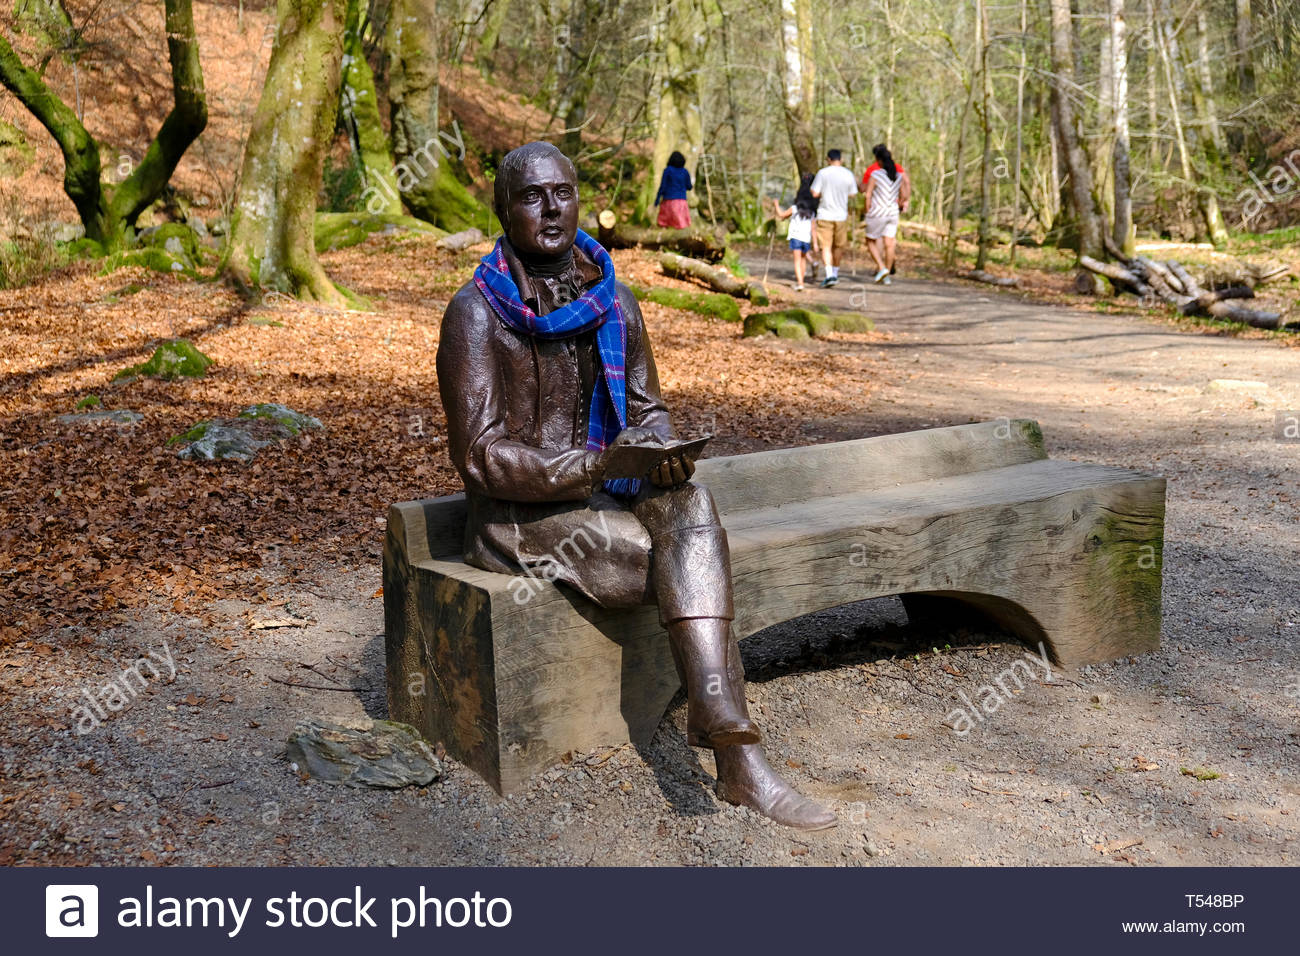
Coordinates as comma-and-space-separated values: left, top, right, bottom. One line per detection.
114, 339, 213, 381
170, 403, 322, 462
286, 717, 444, 789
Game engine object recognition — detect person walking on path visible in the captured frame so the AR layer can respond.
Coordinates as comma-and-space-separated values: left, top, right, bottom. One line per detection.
809, 149, 858, 287
654, 151, 693, 229
771, 173, 820, 291
861, 144, 910, 285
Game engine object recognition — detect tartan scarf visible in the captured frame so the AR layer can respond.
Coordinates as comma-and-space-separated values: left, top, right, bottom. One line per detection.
473, 229, 639, 497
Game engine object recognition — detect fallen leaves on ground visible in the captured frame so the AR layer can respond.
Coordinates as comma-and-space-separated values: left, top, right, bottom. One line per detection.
0, 238, 882, 661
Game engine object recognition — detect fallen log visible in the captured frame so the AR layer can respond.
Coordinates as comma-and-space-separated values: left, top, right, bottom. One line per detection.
436, 227, 486, 252
1200, 261, 1291, 290
1178, 286, 1254, 315
658, 252, 767, 303
1205, 301, 1287, 329
1082, 248, 1290, 329
1080, 255, 1148, 295
597, 210, 726, 262
958, 269, 1021, 288
900, 220, 948, 242
1166, 260, 1198, 296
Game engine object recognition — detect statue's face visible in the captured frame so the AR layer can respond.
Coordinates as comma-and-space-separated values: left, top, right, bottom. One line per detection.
503, 153, 579, 258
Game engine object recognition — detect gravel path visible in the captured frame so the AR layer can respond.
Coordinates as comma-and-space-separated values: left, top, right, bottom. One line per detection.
9, 260, 1296, 867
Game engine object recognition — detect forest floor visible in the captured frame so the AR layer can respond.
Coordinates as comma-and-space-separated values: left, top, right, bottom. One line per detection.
1, 233, 1297, 867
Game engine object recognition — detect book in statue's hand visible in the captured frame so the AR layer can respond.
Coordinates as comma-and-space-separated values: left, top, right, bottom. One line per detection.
600, 435, 712, 481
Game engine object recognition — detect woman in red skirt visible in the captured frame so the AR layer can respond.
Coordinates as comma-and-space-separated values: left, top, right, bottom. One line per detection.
654, 151, 693, 228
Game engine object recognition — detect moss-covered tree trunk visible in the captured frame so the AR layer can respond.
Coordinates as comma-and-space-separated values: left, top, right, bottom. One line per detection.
638, 0, 707, 222
225, 0, 351, 305
555, 0, 604, 158
1186, 8, 1229, 247
385, 0, 489, 232
0, 0, 207, 251
342, 0, 402, 214
475, 0, 512, 74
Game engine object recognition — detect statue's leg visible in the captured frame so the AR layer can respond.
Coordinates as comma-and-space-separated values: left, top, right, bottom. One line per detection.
636, 481, 836, 830
712, 642, 837, 831
471, 492, 655, 607
633, 482, 758, 747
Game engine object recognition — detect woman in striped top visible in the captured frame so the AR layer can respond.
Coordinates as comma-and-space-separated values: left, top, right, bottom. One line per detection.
862, 144, 911, 285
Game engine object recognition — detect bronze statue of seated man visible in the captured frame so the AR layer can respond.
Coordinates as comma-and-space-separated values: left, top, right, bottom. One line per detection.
435, 141, 835, 830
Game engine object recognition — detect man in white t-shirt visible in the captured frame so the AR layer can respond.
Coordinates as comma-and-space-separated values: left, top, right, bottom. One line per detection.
809, 149, 858, 287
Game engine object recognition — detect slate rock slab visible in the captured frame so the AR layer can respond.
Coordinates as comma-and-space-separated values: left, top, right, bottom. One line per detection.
173, 422, 275, 462
286, 718, 444, 789
171, 403, 322, 462
56, 409, 143, 427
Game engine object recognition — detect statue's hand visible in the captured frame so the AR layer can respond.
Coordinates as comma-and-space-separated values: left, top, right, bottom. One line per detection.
649, 452, 695, 488
607, 427, 665, 449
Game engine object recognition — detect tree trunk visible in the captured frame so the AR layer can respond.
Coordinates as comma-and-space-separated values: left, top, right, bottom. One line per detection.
1110, 0, 1135, 257
975, 0, 993, 271
777, 0, 817, 177
1010, 0, 1027, 265
1235, 0, 1256, 95
0, 0, 208, 250
556, 0, 603, 157
1186, 7, 1229, 246
386, 0, 489, 232
343, 0, 401, 215
944, 16, 980, 267
226, 0, 351, 305
475, 0, 512, 74
1047, 0, 1104, 273
640, 0, 707, 220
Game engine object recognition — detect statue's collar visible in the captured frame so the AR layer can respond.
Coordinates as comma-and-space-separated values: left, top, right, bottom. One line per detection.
501, 238, 602, 310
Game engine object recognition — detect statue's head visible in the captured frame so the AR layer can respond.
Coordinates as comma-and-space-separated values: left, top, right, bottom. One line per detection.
494, 142, 579, 259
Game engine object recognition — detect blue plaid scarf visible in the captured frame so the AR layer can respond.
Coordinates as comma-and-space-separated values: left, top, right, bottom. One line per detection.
473, 229, 639, 497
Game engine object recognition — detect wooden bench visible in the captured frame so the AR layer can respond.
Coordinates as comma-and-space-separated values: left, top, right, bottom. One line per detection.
384, 420, 1165, 794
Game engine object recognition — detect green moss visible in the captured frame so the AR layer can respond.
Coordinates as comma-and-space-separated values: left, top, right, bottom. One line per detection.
101, 248, 196, 278
775, 320, 809, 340
743, 306, 874, 338
167, 420, 211, 447
721, 249, 749, 278
626, 283, 741, 322
1012, 419, 1045, 455
142, 222, 201, 262
238, 403, 322, 436
0, 119, 35, 178
314, 212, 445, 252
65, 238, 105, 260
1180, 766, 1220, 781
102, 281, 143, 303
75, 394, 101, 410
248, 316, 285, 328
114, 339, 213, 382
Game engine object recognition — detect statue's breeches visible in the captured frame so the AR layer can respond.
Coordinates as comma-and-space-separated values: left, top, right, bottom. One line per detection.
464, 481, 734, 623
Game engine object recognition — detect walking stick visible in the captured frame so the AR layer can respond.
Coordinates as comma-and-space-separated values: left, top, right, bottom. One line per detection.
761, 226, 776, 289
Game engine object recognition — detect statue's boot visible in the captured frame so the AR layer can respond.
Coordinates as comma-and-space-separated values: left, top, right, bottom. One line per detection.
714, 743, 838, 830
666, 617, 759, 748
711, 637, 835, 829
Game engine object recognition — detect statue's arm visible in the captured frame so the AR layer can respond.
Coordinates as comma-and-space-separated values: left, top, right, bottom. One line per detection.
618, 282, 676, 441
436, 286, 601, 503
